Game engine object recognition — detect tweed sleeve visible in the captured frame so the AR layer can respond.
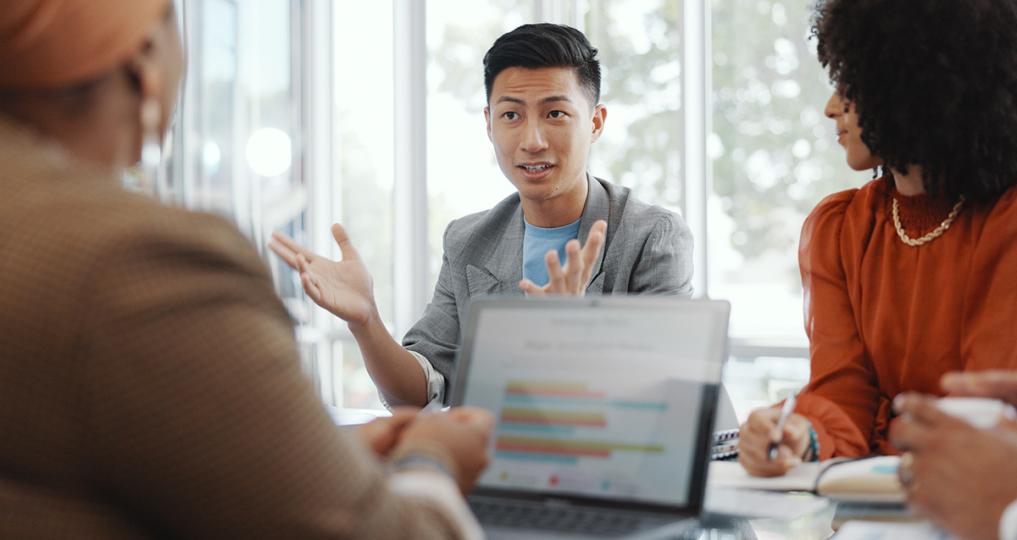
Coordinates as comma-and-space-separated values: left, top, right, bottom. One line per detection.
77, 212, 470, 539
628, 212, 694, 296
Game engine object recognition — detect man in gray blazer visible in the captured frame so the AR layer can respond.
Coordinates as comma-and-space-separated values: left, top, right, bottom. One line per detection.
271, 24, 693, 408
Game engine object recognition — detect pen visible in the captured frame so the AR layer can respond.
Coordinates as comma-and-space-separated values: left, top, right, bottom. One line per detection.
767, 391, 799, 461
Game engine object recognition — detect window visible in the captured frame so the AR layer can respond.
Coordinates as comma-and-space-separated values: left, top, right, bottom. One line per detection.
582, 0, 684, 210
329, 1, 397, 409
426, 0, 523, 286
169, 0, 861, 418
709, 0, 856, 415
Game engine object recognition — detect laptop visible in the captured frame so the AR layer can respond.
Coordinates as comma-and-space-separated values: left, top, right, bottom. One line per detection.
450, 296, 731, 539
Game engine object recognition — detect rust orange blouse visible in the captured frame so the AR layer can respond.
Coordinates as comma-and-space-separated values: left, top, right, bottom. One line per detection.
795, 177, 1017, 459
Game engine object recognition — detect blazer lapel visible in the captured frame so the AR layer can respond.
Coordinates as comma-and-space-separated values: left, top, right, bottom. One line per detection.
467, 207, 524, 297
578, 175, 610, 293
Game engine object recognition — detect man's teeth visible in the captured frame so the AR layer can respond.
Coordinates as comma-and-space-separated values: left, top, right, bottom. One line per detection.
522, 164, 550, 172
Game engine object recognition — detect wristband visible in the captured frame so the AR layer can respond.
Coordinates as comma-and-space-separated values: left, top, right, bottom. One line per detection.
391, 453, 454, 480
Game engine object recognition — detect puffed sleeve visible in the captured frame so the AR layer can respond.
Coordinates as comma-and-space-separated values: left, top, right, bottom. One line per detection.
962, 187, 1017, 370
795, 189, 875, 459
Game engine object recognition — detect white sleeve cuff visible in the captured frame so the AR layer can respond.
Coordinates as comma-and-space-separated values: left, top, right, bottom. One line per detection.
377, 351, 446, 411
408, 350, 446, 406
1000, 498, 1017, 540
388, 469, 483, 540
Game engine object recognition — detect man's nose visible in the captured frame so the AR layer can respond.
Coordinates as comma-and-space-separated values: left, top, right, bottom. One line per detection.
520, 119, 549, 153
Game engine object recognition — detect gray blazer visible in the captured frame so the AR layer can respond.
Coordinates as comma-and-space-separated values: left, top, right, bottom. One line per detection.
401, 176, 694, 404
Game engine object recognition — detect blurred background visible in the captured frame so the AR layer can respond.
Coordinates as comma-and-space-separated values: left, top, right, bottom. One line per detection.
164, 0, 857, 418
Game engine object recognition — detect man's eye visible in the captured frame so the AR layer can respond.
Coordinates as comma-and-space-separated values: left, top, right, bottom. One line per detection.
548, 110, 568, 119
503, 112, 519, 120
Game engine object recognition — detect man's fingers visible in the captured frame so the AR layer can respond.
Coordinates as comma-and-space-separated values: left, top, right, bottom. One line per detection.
296, 253, 311, 273
581, 220, 607, 269
331, 223, 360, 261
564, 240, 582, 291
267, 240, 299, 269
301, 272, 322, 301
271, 231, 314, 260
545, 251, 566, 292
519, 279, 546, 296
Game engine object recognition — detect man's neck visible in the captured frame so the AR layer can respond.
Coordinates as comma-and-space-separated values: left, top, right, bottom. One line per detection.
520, 175, 589, 228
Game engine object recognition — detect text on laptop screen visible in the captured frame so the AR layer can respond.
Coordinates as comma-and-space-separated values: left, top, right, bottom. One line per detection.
459, 301, 726, 507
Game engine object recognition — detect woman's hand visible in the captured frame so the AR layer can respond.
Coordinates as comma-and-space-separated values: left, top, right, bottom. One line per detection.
738, 408, 811, 477
268, 223, 377, 329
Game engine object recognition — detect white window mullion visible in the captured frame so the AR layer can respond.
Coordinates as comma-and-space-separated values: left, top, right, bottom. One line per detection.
393, 0, 430, 338
683, 0, 710, 298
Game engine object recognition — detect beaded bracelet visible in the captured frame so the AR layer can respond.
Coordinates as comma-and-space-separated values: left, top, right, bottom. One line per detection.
802, 426, 820, 462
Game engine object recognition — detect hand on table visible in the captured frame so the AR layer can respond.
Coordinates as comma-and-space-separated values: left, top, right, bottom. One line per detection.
519, 219, 607, 296
393, 407, 495, 495
891, 393, 1017, 540
356, 408, 418, 457
738, 408, 811, 477
268, 224, 377, 328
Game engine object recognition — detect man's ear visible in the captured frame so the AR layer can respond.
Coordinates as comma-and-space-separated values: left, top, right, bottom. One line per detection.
591, 104, 607, 143
484, 106, 493, 142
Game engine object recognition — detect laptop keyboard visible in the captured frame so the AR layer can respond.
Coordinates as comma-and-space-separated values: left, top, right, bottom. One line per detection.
470, 499, 655, 537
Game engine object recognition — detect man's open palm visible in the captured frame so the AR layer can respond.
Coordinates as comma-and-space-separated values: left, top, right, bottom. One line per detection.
268, 224, 376, 327
519, 219, 607, 296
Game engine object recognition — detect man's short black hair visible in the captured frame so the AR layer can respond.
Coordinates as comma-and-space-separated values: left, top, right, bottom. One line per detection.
483, 23, 601, 106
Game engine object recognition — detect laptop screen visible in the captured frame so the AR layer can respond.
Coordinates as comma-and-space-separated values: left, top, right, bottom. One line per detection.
452, 297, 729, 511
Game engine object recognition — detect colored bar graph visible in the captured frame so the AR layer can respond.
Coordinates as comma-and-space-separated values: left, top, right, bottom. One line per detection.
495, 435, 665, 460
503, 394, 668, 411
505, 380, 607, 399
500, 407, 607, 428
497, 423, 577, 436
495, 451, 580, 465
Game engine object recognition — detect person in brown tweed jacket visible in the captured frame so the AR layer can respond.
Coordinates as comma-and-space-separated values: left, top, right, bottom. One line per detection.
0, 1, 492, 538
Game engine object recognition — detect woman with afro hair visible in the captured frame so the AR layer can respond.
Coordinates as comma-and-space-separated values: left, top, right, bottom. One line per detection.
738, 0, 1017, 477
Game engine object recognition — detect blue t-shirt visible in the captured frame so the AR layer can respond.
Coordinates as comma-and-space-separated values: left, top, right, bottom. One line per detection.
522, 218, 581, 287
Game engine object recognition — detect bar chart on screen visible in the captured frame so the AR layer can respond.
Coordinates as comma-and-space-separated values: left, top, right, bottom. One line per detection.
478, 377, 698, 500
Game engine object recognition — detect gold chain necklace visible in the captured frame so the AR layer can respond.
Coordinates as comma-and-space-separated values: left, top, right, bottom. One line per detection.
891, 196, 965, 247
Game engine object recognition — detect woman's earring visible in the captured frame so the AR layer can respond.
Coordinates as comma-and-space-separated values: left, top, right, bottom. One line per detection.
139, 96, 166, 197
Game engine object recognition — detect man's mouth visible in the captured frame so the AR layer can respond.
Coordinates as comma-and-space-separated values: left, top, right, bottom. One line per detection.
518, 163, 554, 173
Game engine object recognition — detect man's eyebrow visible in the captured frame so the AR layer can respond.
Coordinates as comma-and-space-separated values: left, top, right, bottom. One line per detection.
495, 96, 526, 105
494, 95, 575, 105
540, 95, 573, 105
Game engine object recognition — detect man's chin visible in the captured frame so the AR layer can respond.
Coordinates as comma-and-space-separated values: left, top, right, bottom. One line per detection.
512, 180, 561, 202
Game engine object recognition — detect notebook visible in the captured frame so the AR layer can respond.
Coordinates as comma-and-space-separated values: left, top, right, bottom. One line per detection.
708, 456, 905, 503
450, 296, 731, 539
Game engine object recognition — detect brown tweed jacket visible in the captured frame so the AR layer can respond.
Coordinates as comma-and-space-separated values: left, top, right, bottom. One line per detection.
0, 117, 460, 539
